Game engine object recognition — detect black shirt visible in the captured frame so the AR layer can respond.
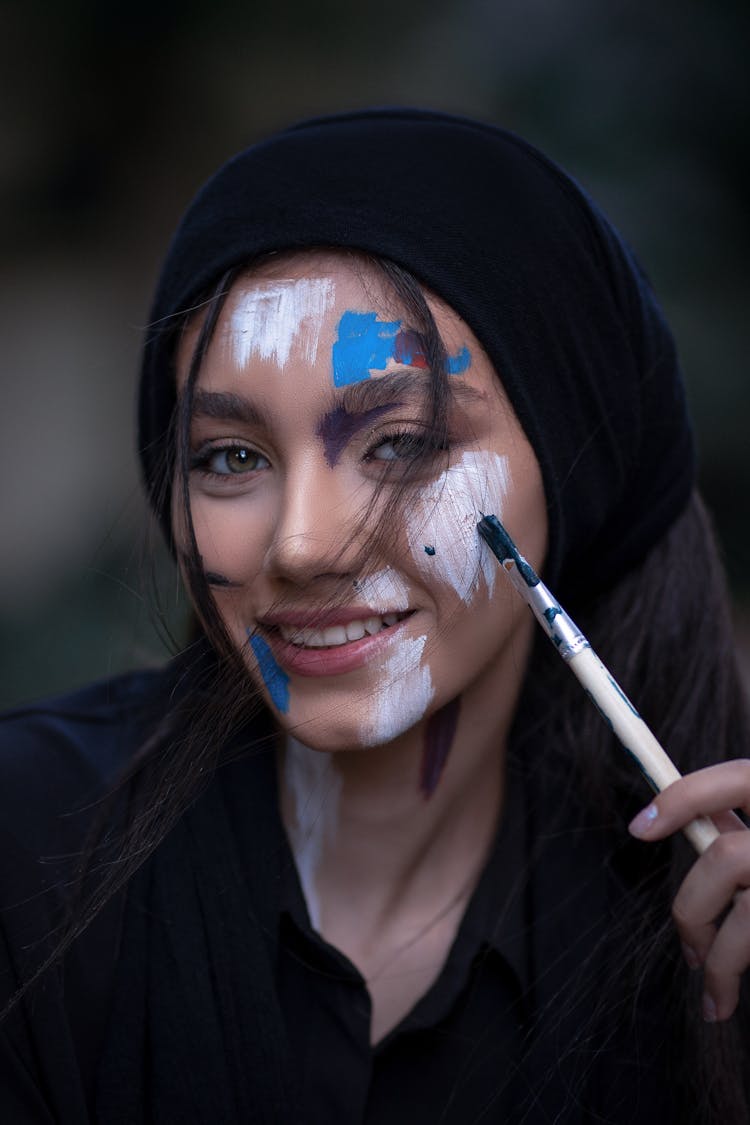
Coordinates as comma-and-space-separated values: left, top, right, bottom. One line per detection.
277, 771, 529, 1124
0, 662, 677, 1123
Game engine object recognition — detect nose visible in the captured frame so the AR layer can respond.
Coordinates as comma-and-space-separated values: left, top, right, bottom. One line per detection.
263, 456, 365, 585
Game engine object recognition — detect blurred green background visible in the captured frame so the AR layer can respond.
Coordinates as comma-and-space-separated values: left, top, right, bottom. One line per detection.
1, 0, 748, 707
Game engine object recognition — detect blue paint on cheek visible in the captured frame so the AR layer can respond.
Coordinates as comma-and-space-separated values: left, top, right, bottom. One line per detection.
332, 311, 401, 386
248, 633, 290, 713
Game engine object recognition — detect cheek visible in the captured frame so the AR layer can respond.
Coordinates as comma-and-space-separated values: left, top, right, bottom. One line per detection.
406, 451, 511, 604
187, 494, 268, 584
358, 634, 434, 746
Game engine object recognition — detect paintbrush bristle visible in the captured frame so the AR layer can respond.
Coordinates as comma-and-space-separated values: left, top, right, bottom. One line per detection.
477, 514, 513, 561
477, 514, 541, 587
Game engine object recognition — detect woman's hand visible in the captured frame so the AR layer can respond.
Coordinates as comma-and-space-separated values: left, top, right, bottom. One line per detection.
628, 760, 750, 1023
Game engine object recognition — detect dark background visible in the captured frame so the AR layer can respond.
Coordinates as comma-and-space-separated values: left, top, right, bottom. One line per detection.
1, 0, 748, 706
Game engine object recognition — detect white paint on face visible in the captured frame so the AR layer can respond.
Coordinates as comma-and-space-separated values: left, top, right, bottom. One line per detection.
353, 568, 410, 613
360, 634, 433, 746
283, 735, 342, 931
406, 450, 511, 603
229, 278, 335, 370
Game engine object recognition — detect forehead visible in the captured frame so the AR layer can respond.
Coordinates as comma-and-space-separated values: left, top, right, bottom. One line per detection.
175, 249, 473, 389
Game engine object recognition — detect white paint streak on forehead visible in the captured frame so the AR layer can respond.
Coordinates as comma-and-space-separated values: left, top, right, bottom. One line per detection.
407, 451, 511, 603
284, 735, 342, 932
353, 568, 410, 613
229, 278, 335, 370
360, 634, 433, 746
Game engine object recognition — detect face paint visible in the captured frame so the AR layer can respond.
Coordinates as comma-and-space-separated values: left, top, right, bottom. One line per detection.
284, 736, 342, 931
420, 695, 461, 798
332, 311, 401, 386
352, 568, 410, 613
317, 402, 400, 468
230, 278, 334, 370
248, 632, 290, 713
182, 255, 547, 763
393, 328, 471, 375
331, 311, 472, 386
406, 451, 511, 603
360, 634, 433, 746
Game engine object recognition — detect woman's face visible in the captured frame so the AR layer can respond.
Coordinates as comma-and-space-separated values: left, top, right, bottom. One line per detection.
175, 252, 547, 751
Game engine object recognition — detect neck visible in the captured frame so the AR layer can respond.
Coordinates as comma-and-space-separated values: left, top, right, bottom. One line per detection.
278, 635, 530, 945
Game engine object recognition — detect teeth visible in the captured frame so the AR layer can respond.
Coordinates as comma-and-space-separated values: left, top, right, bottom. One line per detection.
278, 613, 404, 648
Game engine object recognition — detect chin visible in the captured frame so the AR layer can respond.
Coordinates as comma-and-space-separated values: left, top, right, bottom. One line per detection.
280, 709, 416, 754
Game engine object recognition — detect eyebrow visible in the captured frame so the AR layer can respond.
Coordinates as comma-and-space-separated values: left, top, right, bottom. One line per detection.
189, 370, 487, 438
332, 370, 487, 413
190, 389, 273, 430
316, 371, 488, 466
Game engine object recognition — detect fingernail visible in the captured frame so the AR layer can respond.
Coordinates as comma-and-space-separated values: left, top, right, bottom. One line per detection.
682, 944, 701, 970
702, 993, 717, 1023
628, 803, 659, 837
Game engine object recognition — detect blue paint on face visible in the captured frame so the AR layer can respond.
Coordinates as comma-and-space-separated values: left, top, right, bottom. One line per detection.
446, 346, 471, 374
332, 311, 471, 386
248, 633, 290, 713
332, 311, 401, 386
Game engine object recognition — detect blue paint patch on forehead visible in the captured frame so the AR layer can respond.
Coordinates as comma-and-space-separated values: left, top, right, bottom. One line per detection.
248, 632, 290, 713
446, 346, 471, 374
332, 311, 401, 386
332, 311, 471, 386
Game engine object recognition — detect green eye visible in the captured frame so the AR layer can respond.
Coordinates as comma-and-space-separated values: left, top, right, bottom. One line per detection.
214, 447, 262, 474
370, 432, 426, 461
369, 430, 448, 464
191, 444, 270, 476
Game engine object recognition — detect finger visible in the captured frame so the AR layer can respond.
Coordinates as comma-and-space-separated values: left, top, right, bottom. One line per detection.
628, 760, 750, 841
702, 888, 750, 1022
671, 831, 750, 961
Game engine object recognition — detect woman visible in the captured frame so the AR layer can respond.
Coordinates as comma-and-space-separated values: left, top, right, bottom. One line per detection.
1, 108, 749, 1123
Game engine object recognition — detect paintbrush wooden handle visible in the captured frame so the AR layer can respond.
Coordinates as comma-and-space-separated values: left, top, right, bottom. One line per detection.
477, 514, 721, 856
568, 645, 720, 854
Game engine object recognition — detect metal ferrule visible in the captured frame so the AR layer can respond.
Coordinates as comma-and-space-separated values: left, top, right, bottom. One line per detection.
524, 576, 590, 661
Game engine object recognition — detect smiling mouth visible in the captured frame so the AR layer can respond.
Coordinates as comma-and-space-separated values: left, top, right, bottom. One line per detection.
276, 611, 410, 649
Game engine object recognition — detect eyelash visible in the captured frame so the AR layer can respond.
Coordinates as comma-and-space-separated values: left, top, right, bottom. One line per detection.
363, 426, 450, 465
188, 426, 451, 482
189, 442, 270, 480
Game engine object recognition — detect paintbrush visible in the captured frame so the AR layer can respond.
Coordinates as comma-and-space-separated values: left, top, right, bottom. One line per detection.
477, 513, 719, 855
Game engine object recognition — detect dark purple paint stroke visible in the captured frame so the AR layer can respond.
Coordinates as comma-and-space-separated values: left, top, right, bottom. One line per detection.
420, 696, 461, 799
393, 328, 429, 368
316, 402, 402, 467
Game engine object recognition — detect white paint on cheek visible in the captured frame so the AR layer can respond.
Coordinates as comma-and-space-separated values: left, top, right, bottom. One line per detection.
360, 634, 433, 746
229, 278, 335, 369
353, 568, 409, 612
283, 735, 342, 932
407, 450, 511, 602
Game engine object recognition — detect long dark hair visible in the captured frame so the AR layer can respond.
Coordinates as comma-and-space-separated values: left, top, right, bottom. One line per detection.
6, 256, 750, 1120
521, 490, 750, 1120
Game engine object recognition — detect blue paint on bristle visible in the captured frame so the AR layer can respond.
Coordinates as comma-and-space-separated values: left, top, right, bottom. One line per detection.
477, 515, 540, 587
248, 633, 290, 713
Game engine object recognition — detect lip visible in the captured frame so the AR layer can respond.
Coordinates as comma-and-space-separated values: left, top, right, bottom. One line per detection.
258, 613, 413, 677
258, 606, 402, 629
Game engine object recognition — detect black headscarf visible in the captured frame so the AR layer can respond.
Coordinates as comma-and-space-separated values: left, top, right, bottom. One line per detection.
138, 107, 694, 598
